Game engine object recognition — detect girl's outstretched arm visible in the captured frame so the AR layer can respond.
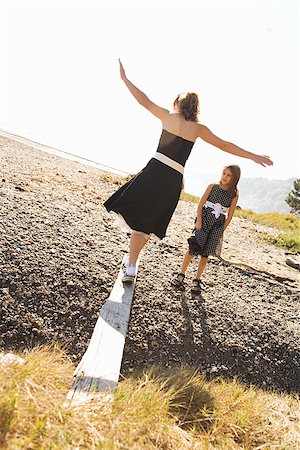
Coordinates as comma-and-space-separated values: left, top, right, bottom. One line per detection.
119, 59, 169, 121
224, 194, 239, 230
197, 124, 273, 167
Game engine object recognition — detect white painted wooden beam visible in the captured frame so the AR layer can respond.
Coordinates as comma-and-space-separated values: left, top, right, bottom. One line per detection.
66, 255, 138, 406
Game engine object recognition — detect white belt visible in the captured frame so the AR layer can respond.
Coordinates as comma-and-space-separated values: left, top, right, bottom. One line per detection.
206, 201, 228, 218
153, 152, 184, 175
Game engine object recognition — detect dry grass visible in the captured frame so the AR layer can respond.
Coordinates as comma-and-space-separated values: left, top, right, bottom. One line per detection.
264, 230, 300, 252
235, 209, 300, 252
0, 347, 299, 449
99, 172, 132, 186
180, 191, 199, 203
234, 209, 299, 232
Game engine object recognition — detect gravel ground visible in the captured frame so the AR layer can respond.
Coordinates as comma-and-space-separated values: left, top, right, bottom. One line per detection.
0, 134, 299, 394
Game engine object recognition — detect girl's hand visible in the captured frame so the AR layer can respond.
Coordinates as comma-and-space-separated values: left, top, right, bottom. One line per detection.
195, 220, 202, 231
118, 58, 126, 81
253, 154, 273, 167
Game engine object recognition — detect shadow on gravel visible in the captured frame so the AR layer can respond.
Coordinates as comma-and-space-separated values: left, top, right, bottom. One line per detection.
180, 292, 215, 354
121, 282, 300, 395
180, 292, 300, 395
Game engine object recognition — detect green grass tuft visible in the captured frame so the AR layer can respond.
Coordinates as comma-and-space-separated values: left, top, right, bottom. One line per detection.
235, 209, 299, 231
235, 209, 300, 252
263, 230, 300, 252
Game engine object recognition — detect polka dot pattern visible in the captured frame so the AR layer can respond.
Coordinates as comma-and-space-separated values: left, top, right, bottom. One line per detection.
188, 184, 235, 257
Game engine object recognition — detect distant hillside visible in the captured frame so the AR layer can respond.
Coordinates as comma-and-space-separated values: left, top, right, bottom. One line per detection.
238, 178, 296, 214
185, 172, 296, 214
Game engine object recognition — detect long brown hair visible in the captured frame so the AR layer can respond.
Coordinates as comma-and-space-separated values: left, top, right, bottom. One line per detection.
174, 92, 199, 122
224, 165, 241, 198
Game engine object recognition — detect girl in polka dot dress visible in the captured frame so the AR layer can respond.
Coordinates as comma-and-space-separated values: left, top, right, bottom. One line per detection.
173, 165, 240, 294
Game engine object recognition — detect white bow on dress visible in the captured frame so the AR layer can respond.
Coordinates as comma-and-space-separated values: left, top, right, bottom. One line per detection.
206, 201, 228, 218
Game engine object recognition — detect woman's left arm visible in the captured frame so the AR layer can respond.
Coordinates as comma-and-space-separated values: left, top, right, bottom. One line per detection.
197, 124, 273, 167
224, 195, 239, 230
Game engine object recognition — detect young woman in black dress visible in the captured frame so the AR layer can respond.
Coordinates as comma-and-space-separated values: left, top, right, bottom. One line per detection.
104, 60, 273, 282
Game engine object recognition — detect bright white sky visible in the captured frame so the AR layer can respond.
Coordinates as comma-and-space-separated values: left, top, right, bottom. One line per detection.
0, 0, 299, 195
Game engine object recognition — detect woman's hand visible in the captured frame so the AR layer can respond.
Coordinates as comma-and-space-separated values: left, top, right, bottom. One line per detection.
198, 126, 274, 168
252, 154, 273, 167
118, 58, 126, 81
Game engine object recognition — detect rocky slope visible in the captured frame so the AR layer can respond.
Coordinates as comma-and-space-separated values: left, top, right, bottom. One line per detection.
0, 135, 299, 393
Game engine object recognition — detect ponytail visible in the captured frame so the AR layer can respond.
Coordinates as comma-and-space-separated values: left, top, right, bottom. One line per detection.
174, 92, 199, 122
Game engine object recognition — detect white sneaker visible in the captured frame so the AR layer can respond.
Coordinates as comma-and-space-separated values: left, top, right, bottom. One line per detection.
122, 264, 136, 283
123, 255, 129, 271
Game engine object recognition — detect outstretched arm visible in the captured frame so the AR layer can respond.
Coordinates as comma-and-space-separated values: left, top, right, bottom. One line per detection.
197, 124, 273, 167
119, 59, 169, 121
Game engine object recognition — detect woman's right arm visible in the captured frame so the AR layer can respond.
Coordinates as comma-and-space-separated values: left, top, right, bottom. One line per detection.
195, 184, 213, 230
119, 59, 169, 121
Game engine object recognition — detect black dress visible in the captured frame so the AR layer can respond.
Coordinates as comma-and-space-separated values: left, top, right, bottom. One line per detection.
104, 129, 195, 239
188, 184, 235, 257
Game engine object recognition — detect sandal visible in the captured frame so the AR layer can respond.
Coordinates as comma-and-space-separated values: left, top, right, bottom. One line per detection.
191, 279, 202, 294
171, 273, 185, 289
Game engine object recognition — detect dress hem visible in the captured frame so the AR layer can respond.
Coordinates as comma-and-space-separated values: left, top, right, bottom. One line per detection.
108, 211, 161, 241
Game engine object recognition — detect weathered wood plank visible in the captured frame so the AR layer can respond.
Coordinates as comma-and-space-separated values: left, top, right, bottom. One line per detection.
66, 255, 138, 406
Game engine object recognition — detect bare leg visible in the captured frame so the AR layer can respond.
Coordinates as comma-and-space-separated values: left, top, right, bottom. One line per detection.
180, 250, 194, 274
129, 231, 149, 265
195, 256, 208, 279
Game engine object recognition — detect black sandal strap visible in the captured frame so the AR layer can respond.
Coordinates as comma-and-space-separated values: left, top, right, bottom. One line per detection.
177, 273, 185, 282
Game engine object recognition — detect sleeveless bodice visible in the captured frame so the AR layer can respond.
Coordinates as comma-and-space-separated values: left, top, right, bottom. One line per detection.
207, 184, 234, 208
156, 129, 195, 166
